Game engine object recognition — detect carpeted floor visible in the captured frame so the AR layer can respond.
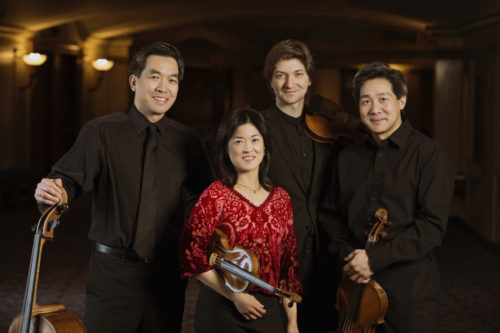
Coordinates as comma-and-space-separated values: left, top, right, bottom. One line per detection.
1, 196, 499, 332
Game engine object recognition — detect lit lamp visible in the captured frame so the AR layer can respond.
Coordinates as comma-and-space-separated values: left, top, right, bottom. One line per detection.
22, 52, 47, 66
91, 58, 114, 71
89, 58, 114, 92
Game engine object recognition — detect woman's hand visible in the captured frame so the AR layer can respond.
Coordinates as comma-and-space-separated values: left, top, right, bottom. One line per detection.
232, 292, 266, 320
196, 271, 266, 320
282, 298, 299, 333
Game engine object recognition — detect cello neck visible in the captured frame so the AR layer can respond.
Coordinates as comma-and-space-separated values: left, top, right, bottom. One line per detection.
19, 199, 67, 333
20, 232, 44, 333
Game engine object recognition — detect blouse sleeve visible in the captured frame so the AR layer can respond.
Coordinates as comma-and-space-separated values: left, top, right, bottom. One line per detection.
178, 183, 222, 278
280, 194, 302, 293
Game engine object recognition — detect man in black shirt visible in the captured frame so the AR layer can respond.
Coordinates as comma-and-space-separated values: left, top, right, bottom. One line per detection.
320, 62, 454, 333
260, 39, 339, 332
34, 42, 212, 332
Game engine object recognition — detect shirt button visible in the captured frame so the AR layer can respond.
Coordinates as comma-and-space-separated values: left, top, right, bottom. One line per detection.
302, 152, 308, 158
370, 196, 376, 201
377, 152, 383, 158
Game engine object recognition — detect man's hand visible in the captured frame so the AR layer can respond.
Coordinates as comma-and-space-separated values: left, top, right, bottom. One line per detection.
232, 292, 266, 320
34, 178, 63, 205
343, 249, 373, 283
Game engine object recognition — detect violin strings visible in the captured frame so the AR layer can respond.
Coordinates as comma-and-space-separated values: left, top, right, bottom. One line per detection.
219, 258, 275, 291
342, 284, 362, 332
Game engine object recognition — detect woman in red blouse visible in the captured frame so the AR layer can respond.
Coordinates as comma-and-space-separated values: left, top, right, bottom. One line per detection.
179, 108, 302, 332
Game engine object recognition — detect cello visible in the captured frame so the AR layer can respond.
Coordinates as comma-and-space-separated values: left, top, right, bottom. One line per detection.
336, 208, 390, 333
9, 186, 86, 333
207, 227, 302, 306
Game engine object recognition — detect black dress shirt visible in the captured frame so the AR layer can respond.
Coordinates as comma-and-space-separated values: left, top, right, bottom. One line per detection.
276, 107, 314, 194
48, 105, 212, 252
320, 119, 454, 332
321, 119, 454, 270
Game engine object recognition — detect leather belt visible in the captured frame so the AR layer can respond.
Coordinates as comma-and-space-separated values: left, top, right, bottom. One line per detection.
93, 242, 154, 263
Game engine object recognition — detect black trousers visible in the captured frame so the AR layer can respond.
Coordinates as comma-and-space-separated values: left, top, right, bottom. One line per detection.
83, 250, 186, 333
195, 285, 286, 333
297, 233, 340, 333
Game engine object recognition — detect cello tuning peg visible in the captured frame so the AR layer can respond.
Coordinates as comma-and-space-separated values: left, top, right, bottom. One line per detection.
381, 231, 388, 238
57, 203, 69, 214
386, 221, 392, 227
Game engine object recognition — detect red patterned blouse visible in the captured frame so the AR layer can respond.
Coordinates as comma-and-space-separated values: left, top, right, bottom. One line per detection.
179, 180, 302, 294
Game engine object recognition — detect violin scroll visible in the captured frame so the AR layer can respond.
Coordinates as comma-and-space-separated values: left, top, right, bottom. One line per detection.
366, 208, 391, 248
279, 280, 302, 307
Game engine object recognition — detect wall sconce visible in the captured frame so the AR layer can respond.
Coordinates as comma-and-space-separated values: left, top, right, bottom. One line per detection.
89, 58, 114, 93
19, 52, 47, 91
22, 52, 47, 66
91, 58, 114, 71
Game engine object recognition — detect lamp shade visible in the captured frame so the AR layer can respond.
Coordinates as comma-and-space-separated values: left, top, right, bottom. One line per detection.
92, 58, 114, 71
23, 52, 47, 66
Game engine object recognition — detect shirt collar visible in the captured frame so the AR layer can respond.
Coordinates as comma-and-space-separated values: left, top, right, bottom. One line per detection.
128, 105, 167, 136
388, 119, 412, 148
274, 104, 304, 126
365, 119, 412, 149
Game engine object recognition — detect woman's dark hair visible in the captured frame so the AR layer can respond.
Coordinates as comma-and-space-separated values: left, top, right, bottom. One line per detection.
352, 62, 407, 104
214, 109, 273, 191
128, 41, 184, 80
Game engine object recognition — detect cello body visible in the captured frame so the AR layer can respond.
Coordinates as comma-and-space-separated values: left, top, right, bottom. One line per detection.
9, 311, 85, 333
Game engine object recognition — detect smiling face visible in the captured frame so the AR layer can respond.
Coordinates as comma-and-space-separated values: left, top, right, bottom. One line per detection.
270, 58, 311, 112
129, 55, 179, 123
359, 78, 406, 143
227, 123, 265, 175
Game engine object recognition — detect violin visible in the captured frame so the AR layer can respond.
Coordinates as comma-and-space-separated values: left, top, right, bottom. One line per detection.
9, 186, 86, 333
305, 95, 366, 145
207, 227, 302, 306
336, 208, 391, 333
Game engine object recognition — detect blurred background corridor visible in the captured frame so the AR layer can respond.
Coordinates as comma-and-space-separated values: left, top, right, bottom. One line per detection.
1, 1, 500, 331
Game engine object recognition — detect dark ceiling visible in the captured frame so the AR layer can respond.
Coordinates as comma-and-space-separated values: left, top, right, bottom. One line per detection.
1, 0, 499, 67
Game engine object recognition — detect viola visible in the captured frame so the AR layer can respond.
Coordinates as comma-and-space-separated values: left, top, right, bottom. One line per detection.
207, 227, 302, 306
305, 95, 366, 145
9, 186, 86, 333
336, 208, 391, 333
